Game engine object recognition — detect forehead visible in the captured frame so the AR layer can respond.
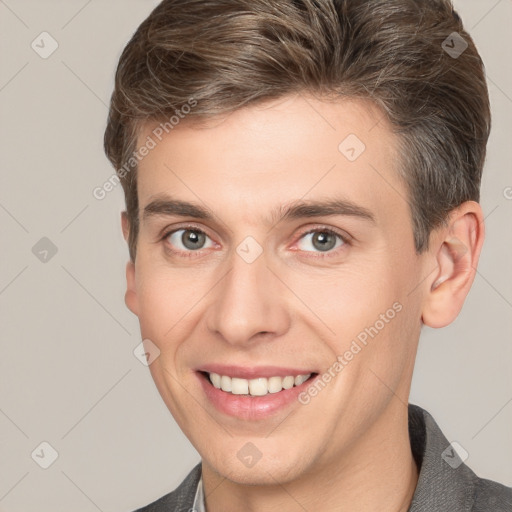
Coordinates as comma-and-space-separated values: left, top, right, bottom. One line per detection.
135, 94, 408, 229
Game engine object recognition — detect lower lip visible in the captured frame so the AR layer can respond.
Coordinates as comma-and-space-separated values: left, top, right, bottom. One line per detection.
197, 372, 317, 420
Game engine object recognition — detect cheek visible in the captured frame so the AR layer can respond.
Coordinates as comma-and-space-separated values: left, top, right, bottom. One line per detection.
305, 262, 396, 323
134, 263, 213, 347
134, 266, 182, 342
309, 258, 414, 360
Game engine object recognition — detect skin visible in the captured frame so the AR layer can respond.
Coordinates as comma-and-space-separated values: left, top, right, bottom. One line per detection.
122, 94, 484, 512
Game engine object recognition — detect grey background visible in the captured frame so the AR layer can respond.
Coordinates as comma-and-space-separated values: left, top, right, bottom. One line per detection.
0, 1, 510, 510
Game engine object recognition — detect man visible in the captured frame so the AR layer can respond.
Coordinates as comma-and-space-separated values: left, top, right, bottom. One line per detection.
103, 0, 512, 510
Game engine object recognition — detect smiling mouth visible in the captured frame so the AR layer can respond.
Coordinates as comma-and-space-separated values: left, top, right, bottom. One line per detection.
199, 371, 318, 397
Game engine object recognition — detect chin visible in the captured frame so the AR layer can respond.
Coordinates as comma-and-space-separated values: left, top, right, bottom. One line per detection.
206, 448, 310, 486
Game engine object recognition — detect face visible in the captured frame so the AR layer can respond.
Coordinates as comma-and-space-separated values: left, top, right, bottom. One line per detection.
126, 94, 430, 485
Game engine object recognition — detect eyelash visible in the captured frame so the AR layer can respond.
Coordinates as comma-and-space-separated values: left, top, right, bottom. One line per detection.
160, 224, 350, 259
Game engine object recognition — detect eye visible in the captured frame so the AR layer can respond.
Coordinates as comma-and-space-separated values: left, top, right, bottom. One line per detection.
164, 228, 215, 254
296, 228, 347, 254
161, 225, 348, 258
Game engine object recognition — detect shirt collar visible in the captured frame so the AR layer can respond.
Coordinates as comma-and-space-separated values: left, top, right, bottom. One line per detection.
192, 474, 206, 512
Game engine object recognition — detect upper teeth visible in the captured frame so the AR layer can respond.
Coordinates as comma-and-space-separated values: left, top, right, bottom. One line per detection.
208, 373, 312, 396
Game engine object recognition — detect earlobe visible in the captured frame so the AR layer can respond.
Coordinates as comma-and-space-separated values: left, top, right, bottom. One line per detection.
421, 202, 485, 328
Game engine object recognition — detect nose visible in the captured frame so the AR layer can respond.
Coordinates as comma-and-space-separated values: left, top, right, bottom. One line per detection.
205, 244, 291, 347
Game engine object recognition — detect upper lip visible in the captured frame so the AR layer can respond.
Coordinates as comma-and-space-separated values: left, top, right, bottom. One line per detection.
198, 364, 317, 379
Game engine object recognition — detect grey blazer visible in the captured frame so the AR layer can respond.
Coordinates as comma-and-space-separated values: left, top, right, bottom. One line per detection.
134, 404, 512, 511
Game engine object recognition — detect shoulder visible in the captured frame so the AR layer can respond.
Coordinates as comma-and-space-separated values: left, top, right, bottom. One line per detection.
471, 476, 512, 512
408, 404, 512, 512
132, 462, 202, 512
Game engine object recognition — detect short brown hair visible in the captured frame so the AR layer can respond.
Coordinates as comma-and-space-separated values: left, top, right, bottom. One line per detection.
104, 0, 490, 262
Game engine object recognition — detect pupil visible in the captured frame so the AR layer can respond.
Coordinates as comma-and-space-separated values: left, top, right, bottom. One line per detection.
313, 232, 336, 252
183, 230, 205, 250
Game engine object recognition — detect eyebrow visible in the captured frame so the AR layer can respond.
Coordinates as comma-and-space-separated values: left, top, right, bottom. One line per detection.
142, 194, 376, 226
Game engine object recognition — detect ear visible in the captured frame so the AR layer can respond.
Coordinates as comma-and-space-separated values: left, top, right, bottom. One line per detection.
121, 212, 139, 316
421, 201, 485, 328
121, 211, 130, 241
